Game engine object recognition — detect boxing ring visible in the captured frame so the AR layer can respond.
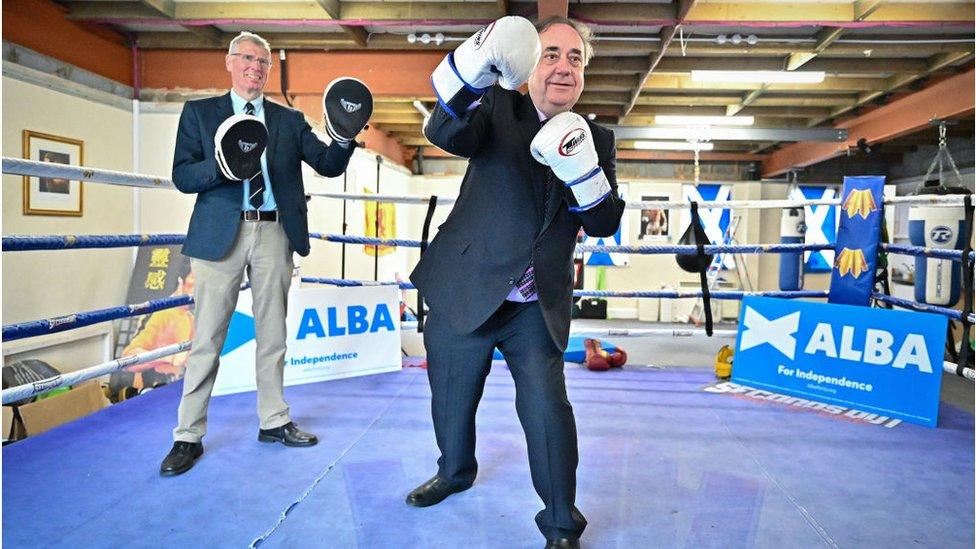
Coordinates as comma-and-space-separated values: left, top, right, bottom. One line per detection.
2, 157, 974, 548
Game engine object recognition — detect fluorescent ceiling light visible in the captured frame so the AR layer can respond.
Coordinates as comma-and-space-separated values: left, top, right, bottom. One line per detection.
691, 70, 825, 84
654, 115, 755, 126
633, 141, 715, 151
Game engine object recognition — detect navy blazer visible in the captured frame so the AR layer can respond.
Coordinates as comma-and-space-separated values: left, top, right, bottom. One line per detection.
411, 88, 625, 350
172, 93, 354, 260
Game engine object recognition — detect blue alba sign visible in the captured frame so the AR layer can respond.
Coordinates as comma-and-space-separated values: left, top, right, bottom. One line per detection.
733, 296, 946, 427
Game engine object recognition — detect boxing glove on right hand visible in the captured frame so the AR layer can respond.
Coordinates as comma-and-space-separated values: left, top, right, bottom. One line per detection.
431, 16, 541, 117
530, 112, 611, 212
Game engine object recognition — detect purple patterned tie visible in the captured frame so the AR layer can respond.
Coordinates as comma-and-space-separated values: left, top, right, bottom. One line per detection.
514, 170, 555, 299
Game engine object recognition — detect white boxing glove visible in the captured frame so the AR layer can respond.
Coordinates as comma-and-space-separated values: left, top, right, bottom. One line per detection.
431, 16, 541, 117
530, 112, 611, 212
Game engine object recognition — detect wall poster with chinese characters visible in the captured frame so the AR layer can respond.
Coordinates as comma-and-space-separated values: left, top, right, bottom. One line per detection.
109, 245, 195, 400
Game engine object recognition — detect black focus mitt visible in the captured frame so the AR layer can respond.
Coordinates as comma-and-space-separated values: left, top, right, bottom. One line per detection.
323, 77, 373, 144
214, 114, 267, 181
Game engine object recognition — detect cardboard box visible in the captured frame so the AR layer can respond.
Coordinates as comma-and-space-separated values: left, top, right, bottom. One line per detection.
13, 380, 108, 439
2, 405, 15, 442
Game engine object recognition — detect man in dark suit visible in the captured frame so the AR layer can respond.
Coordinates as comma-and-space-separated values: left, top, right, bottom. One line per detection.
407, 16, 625, 549
160, 31, 358, 476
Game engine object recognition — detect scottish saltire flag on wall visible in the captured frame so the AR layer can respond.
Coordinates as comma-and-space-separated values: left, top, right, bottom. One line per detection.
790, 185, 838, 272
583, 184, 629, 266
681, 183, 733, 268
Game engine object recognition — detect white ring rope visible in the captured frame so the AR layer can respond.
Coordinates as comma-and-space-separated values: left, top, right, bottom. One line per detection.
3, 158, 174, 189
3, 158, 973, 388
1, 340, 191, 405
3, 157, 970, 209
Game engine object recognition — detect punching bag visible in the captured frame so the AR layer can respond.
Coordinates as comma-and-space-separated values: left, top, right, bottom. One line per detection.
778, 207, 807, 291
676, 210, 713, 273
909, 186, 970, 306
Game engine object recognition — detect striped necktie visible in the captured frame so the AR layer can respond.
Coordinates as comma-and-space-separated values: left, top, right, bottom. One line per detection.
244, 102, 265, 209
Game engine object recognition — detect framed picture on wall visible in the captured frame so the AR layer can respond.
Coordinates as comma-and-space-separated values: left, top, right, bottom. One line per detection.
638, 195, 670, 240
22, 130, 84, 216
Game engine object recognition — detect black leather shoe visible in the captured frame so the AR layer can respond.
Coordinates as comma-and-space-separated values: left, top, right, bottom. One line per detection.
159, 441, 203, 477
258, 421, 318, 447
545, 538, 580, 549
405, 475, 472, 507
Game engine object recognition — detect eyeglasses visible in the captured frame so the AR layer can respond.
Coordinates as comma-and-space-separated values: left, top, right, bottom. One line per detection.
229, 53, 273, 69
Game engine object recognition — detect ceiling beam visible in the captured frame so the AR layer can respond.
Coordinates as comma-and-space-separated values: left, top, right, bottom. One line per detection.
313, 0, 368, 47
130, 32, 356, 50
685, 2, 972, 23
620, 0, 697, 118
731, 0, 886, 116
763, 68, 975, 177
653, 56, 928, 74
810, 53, 974, 125
133, 0, 224, 47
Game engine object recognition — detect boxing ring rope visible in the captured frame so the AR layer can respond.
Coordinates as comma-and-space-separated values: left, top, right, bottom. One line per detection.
5, 338, 970, 404
299, 276, 828, 300
872, 293, 976, 324
1, 341, 192, 405
5, 156, 970, 210
1, 283, 251, 342
5, 234, 974, 263
3, 159, 974, 393
2, 234, 186, 251
2, 158, 174, 189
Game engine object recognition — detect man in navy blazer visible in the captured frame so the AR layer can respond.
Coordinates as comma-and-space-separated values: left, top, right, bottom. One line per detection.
408, 16, 624, 549
160, 31, 356, 477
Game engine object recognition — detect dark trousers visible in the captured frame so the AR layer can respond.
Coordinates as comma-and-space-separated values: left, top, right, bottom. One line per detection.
424, 300, 587, 540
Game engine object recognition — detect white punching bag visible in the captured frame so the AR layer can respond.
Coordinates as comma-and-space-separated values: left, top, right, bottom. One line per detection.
909, 189, 970, 305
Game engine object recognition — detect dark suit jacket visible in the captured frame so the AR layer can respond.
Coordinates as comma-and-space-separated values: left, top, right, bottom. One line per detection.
411, 87, 625, 350
172, 93, 355, 260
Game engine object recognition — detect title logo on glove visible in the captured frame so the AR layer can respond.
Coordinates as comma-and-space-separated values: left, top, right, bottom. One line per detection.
559, 129, 587, 157
238, 140, 258, 153
472, 22, 495, 49
340, 99, 362, 113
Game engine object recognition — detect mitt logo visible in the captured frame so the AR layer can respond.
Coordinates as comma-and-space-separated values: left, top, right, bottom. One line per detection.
239, 140, 258, 154
559, 129, 587, 157
930, 225, 953, 244
340, 98, 362, 113
472, 22, 495, 49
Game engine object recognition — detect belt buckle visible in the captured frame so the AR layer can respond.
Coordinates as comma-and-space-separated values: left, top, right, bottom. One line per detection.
244, 210, 259, 221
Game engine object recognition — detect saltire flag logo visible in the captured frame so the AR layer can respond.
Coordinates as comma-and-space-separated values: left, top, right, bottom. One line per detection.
790, 185, 837, 273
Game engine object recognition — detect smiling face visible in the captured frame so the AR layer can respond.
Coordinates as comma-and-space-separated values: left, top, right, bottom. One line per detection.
225, 39, 271, 100
527, 23, 585, 118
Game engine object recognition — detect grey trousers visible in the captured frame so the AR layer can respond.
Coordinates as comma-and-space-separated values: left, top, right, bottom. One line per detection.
174, 220, 294, 442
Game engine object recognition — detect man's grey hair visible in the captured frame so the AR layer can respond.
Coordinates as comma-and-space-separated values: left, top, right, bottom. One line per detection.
534, 16, 594, 67
228, 31, 271, 55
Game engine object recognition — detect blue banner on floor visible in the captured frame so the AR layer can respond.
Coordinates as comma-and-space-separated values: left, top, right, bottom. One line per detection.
732, 296, 946, 427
